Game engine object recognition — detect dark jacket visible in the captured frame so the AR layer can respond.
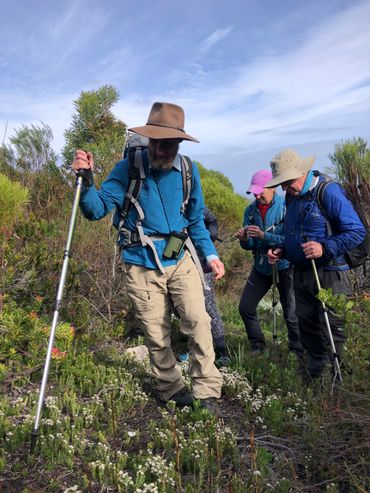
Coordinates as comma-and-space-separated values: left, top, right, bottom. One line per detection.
204, 207, 219, 242
283, 173, 366, 270
202, 207, 219, 273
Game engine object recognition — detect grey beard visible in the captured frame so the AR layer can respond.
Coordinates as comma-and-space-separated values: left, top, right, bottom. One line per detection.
150, 160, 173, 170
148, 148, 176, 170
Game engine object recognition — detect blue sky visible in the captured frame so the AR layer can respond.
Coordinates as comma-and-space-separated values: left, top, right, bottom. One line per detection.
1, 0, 370, 194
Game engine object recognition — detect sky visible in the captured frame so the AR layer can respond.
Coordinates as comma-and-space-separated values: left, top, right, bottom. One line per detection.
1, 0, 370, 194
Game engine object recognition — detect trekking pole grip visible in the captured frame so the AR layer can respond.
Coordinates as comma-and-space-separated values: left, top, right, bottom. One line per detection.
75, 168, 94, 187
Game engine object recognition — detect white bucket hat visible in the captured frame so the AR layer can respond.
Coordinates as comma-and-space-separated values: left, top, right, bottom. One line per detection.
265, 148, 316, 188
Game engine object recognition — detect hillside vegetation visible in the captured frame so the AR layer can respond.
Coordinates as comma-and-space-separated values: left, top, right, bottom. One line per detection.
0, 87, 369, 492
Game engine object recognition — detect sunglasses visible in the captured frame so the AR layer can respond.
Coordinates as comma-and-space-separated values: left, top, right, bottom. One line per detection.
149, 139, 182, 149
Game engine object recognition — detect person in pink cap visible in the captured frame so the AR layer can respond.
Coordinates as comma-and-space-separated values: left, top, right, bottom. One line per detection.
235, 170, 303, 356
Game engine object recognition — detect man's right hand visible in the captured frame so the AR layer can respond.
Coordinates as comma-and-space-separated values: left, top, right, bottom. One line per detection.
268, 248, 282, 264
71, 149, 94, 173
235, 227, 249, 240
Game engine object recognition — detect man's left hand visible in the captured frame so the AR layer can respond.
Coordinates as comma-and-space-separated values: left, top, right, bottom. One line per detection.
301, 241, 323, 259
209, 258, 225, 280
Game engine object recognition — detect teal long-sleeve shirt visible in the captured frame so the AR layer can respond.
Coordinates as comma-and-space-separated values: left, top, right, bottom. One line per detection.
79, 150, 217, 269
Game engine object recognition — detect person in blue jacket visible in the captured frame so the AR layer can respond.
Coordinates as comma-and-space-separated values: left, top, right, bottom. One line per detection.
235, 169, 303, 355
71, 102, 224, 411
266, 149, 366, 379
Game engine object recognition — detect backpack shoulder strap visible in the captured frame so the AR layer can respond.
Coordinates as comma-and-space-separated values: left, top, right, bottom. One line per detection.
180, 155, 193, 214
316, 178, 332, 209
315, 177, 335, 235
119, 148, 146, 230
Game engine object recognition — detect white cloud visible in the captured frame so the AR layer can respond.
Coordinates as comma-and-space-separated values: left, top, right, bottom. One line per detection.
198, 26, 234, 54
168, 1, 370, 154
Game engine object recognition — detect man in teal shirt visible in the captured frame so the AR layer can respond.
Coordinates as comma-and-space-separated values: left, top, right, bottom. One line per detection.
72, 102, 224, 411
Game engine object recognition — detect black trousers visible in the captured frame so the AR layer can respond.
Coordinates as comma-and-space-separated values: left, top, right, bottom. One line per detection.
293, 266, 352, 376
239, 267, 303, 353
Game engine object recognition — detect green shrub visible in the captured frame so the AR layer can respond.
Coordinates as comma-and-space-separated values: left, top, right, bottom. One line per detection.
0, 300, 74, 374
0, 173, 29, 231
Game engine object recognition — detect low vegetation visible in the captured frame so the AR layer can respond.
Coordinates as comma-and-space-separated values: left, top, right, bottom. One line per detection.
1, 294, 369, 492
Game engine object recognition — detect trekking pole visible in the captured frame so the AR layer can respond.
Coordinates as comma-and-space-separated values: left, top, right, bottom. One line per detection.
309, 257, 343, 385
30, 171, 86, 453
272, 264, 278, 341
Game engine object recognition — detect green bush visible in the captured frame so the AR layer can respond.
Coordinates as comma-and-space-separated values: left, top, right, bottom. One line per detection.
197, 161, 247, 232
62, 85, 126, 184
0, 173, 29, 231
0, 299, 75, 375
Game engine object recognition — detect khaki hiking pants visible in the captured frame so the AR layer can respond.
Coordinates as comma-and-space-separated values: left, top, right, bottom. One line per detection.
122, 251, 222, 401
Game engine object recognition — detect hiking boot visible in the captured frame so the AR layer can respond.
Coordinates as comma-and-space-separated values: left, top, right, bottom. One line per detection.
168, 388, 194, 407
200, 397, 219, 414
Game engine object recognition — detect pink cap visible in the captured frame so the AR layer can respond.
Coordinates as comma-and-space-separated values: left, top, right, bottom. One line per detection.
246, 169, 273, 195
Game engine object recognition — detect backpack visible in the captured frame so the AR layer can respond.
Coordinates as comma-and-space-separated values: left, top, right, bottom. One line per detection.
118, 133, 193, 243
316, 177, 370, 269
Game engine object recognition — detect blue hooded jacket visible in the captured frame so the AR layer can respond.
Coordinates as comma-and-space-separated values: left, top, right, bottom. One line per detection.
78, 151, 217, 269
283, 172, 366, 270
240, 194, 290, 275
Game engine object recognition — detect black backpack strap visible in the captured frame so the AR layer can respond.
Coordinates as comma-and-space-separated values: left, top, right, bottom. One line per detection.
118, 147, 146, 232
316, 179, 331, 207
315, 178, 334, 236
180, 155, 193, 215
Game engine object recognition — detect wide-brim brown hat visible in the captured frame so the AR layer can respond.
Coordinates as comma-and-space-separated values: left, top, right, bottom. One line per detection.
265, 148, 316, 188
128, 102, 199, 142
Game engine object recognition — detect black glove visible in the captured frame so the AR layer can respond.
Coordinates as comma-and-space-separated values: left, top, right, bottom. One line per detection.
75, 168, 94, 188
